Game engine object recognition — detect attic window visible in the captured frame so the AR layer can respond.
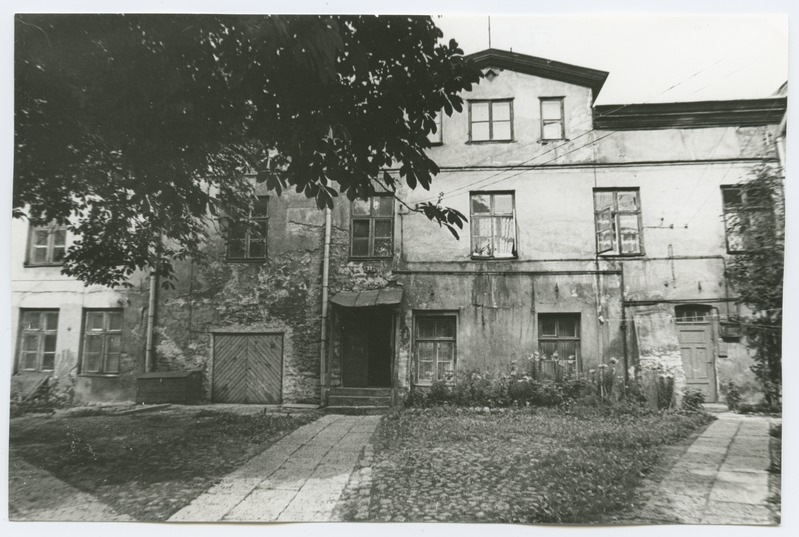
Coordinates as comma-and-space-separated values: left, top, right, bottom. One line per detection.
469, 99, 513, 142
484, 69, 499, 81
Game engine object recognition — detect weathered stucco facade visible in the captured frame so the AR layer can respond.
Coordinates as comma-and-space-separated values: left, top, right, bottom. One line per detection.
11, 48, 784, 407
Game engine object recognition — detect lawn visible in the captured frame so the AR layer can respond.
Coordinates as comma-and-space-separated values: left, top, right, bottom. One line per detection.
9, 407, 320, 521
357, 404, 713, 523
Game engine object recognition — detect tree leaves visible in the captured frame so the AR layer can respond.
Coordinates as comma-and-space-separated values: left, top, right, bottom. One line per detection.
14, 15, 481, 285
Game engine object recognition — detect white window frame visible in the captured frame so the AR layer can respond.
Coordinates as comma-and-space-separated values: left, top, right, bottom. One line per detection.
414, 313, 457, 385
593, 188, 644, 256
18, 310, 59, 372
470, 191, 517, 259
81, 310, 124, 375
27, 224, 67, 266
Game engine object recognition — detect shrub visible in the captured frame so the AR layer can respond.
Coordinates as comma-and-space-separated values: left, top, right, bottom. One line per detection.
656, 375, 674, 410
681, 389, 705, 412
726, 381, 741, 411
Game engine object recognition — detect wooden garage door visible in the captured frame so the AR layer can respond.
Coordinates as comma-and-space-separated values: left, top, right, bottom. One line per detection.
212, 334, 283, 404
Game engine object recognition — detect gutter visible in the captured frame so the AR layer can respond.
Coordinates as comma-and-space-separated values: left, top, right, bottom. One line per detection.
319, 208, 332, 406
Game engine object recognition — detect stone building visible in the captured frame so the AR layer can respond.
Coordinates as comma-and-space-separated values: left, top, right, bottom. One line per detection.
10, 48, 785, 407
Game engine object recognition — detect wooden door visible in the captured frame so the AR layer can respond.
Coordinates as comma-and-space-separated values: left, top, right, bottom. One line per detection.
677, 323, 717, 402
213, 334, 283, 403
342, 327, 369, 387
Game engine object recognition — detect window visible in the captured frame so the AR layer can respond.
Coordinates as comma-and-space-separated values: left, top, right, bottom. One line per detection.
594, 189, 643, 255
414, 314, 456, 384
674, 305, 713, 323
537, 314, 580, 379
470, 192, 516, 258
540, 98, 565, 140
721, 185, 774, 253
351, 195, 394, 258
27, 224, 67, 265
81, 310, 123, 374
227, 196, 268, 261
469, 99, 513, 142
427, 110, 443, 145
18, 310, 59, 372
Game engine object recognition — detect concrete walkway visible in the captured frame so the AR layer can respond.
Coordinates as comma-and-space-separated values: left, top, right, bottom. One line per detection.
169, 413, 380, 522
638, 411, 779, 525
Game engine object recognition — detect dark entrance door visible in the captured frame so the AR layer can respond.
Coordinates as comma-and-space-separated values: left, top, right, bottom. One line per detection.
341, 308, 392, 387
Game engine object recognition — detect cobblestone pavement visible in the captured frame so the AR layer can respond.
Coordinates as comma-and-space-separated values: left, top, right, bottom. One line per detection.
633, 411, 779, 525
169, 413, 380, 522
8, 451, 133, 521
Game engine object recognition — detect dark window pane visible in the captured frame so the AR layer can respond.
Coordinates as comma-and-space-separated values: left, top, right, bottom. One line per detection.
53, 229, 67, 246
42, 353, 55, 371
44, 312, 59, 331
22, 334, 38, 352
108, 312, 123, 332
471, 195, 490, 215
107, 335, 122, 353
32, 247, 48, 264
84, 353, 101, 373
723, 188, 742, 208
228, 239, 246, 259
436, 317, 456, 338
20, 351, 37, 370
87, 312, 104, 331
351, 238, 369, 257
374, 219, 393, 238
105, 353, 120, 374
34, 230, 49, 246
352, 220, 370, 239
418, 360, 434, 383
86, 335, 103, 354
557, 318, 578, 338
249, 239, 266, 259
540, 317, 557, 337
22, 312, 41, 330
52, 247, 65, 263
417, 319, 436, 339
252, 197, 268, 217
44, 334, 57, 353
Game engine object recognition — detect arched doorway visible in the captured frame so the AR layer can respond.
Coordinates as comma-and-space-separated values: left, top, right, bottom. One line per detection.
674, 305, 718, 402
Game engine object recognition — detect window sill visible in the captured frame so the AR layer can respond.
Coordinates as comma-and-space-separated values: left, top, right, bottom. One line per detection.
596, 253, 644, 258
466, 140, 515, 145
225, 258, 267, 264
78, 373, 120, 378
23, 263, 64, 268
539, 138, 568, 144
470, 255, 518, 261
348, 256, 393, 262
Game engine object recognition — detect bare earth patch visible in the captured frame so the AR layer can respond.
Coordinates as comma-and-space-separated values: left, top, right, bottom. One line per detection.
9, 407, 321, 521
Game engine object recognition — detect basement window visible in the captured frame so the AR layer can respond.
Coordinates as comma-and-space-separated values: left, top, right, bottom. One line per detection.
537, 314, 580, 379
18, 310, 59, 372
81, 310, 123, 375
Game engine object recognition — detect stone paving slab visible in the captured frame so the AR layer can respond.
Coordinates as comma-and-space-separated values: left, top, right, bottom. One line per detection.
635, 413, 779, 525
169, 413, 379, 523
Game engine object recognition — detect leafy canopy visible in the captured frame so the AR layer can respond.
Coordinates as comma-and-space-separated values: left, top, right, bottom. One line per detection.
15, 14, 480, 286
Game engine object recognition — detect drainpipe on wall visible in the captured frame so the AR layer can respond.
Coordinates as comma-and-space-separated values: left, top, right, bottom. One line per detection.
144, 264, 158, 373
319, 207, 332, 406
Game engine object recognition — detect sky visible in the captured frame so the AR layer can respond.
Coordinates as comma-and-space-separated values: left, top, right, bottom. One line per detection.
436, 14, 788, 105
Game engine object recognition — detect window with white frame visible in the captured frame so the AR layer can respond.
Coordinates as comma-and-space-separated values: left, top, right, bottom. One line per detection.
81, 310, 123, 374
227, 196, 268, 261
351, 195, 394, 258
537, 313, 580, 379
469, 99, 513, 142
27, 224, 67, 265
18, 310, 59, 372
593, 189, 643, 255
540, 97, 565, 140
414, 314, 456, 384
470, 192, 516, 258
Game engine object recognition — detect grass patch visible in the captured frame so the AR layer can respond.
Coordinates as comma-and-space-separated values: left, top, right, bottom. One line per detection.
367, 403, 712, 523
9, 408, 320, 520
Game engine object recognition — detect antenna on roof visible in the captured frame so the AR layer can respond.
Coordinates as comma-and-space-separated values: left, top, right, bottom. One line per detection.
488, 16, 491, 48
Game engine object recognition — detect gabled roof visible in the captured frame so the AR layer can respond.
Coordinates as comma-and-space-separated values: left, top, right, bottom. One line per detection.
465, 48, 609, 103
593, 97, 788, 130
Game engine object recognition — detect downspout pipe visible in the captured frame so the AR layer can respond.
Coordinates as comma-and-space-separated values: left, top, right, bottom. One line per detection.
320, 208, 332, 406
144, 263, 158, 373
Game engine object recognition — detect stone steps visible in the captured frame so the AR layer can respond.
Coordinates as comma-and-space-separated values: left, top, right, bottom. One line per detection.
326, 387, 392, 414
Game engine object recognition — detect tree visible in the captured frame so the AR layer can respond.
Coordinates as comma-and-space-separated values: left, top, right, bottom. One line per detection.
15, 14, 480, 287
725, 163, 784, 406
